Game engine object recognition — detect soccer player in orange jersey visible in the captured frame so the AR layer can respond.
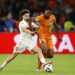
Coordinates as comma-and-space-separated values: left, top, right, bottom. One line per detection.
33, 10, 62, 71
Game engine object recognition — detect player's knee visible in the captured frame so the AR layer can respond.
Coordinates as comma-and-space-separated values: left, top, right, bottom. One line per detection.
48, 55, 54, 58
47, 49, 54, 58
32, 46, 42, 53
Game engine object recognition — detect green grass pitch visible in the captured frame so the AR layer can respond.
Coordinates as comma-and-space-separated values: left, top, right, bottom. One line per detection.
0, 54, 75, 75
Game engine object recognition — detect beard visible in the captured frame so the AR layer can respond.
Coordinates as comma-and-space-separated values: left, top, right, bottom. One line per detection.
24, 18, 30, 22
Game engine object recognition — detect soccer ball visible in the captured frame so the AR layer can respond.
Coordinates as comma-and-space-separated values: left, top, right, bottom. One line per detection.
44, 64, 53, 72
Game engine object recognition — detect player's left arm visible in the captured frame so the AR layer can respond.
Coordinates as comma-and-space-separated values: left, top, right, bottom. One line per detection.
53, 22, 62, 41
32, 22, 38, 32
32, 22, 38, 28
51, 15, 62, 41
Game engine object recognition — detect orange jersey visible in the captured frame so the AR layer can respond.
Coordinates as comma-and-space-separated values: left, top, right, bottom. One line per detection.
36, 14, 56, 49
36, 14, 56, 38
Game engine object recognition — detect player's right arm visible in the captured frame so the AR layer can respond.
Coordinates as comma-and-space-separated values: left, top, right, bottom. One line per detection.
23, 29, 35, 36
19, 21, 35, 35
22, 28, 34, 34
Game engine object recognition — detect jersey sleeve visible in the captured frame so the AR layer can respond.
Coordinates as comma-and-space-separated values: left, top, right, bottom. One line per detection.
50, 15, 56, 23
19, 21, 27, 30
35, 16, 42, 22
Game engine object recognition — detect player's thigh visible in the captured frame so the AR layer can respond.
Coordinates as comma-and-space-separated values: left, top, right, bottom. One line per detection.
46, 39, 53, 50
46, 39, 54, 55
39, 35, 47, 46
39, 38, 46, 46
32, 46, 42, 54
13, 42, 27, 53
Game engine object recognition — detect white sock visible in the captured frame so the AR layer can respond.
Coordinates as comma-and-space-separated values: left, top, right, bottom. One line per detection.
1, 61, 7, 68
39, 57, 46, 66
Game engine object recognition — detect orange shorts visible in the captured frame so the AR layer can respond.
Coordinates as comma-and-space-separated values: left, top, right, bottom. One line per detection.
39, 34, 53, 50
46, 38, 53, 50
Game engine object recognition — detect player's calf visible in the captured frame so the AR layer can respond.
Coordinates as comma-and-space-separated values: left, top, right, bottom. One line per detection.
47, 49, 54, 58
32, 46, 47, 66
0, 53, 18, 71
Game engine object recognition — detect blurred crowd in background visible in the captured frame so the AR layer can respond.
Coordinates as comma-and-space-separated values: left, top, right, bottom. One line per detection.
0, 0, 75, 32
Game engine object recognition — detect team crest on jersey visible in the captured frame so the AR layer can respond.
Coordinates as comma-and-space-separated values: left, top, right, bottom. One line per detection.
49, 20, 53, 25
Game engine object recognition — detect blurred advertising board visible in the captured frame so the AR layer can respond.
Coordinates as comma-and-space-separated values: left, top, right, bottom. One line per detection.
0, 32, 75, 54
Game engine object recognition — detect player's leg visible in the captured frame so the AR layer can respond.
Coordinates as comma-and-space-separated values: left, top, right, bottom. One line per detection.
36, 38, 54, 71
36, 38, 47, 71
47, 49, 54, 58
32, 46, 46, 66
40, 39, 47, 57
36, 55, 42, 72
0, 45, 20, 71
0, 52, 19, 71
46, 39, 54, 58
38, 34, 48, 57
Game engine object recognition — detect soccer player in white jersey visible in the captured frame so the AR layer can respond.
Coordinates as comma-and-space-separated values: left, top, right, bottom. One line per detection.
0, 9, 47, 71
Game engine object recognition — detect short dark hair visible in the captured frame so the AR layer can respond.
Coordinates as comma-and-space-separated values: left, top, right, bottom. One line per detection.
19, 9, 30, 17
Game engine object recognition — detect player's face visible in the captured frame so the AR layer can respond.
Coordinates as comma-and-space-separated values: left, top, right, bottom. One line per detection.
44, 13, 50, 19
22, 13, 30, 20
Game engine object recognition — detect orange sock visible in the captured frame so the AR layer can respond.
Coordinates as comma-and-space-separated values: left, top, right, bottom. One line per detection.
37, 58, 42, 69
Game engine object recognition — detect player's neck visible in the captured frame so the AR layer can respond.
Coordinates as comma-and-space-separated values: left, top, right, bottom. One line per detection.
23, 19, 29, 22
43, 15, 50, 19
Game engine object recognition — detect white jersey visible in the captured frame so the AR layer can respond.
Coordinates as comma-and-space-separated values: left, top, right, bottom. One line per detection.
13, 19, 38, 53
19, 19, 38, 40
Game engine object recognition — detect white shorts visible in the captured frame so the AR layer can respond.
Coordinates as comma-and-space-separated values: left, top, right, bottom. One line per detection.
13, 37, 36, 53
